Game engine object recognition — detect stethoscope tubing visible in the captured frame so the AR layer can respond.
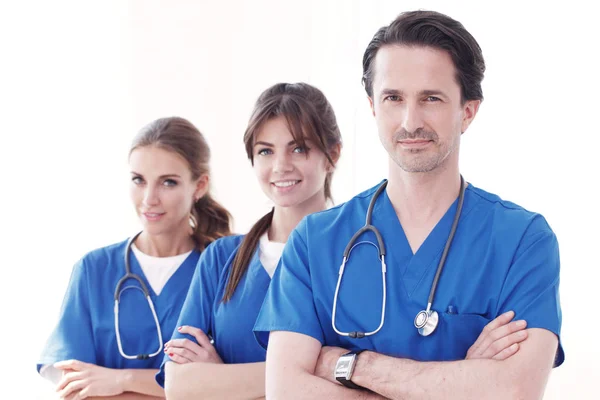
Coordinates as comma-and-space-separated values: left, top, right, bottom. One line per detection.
332, 176, 466, 338
113, 232, 164, 360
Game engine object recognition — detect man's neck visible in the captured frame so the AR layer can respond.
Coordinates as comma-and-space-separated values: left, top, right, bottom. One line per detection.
386, 161, 463, 253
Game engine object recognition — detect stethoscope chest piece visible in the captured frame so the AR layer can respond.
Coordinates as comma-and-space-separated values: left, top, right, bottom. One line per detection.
414, 309, 439, 337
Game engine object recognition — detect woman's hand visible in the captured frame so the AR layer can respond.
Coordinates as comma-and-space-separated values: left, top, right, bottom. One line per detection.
466, 310, 528, 361
54, 359, 126, 399
164, 325, 223, 364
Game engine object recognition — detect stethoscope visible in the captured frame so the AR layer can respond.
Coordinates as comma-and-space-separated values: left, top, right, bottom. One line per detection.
113, 232, 164, 360
332, 175, 465, 338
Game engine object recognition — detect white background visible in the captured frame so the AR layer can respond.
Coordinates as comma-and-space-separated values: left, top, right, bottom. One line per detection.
1, 0, 598, 398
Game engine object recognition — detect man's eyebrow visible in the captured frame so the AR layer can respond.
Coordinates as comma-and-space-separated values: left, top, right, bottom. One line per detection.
420, 89, 449, 98
380, 88, 403, 97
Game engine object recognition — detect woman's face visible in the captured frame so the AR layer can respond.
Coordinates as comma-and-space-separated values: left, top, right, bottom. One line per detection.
252, 116, 331, 211
129, 145, 207, 237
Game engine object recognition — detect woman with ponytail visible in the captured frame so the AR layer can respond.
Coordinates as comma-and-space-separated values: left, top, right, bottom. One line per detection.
37, 117, 232, 399
157, 83, 343, 399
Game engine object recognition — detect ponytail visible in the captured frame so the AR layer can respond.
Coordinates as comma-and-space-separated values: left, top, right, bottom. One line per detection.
222, 208, 274, 302
190, 194, 233, 252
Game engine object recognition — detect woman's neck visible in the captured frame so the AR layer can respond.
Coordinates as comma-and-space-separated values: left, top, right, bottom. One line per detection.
134, 227, 195, 257
268, 192, 328, 243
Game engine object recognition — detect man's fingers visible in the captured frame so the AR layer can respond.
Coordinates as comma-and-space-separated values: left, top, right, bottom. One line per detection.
469, 311, 515, 355
481, 310, 515, 336
493, 342, 520, 360
479, 319, 527, 355
486, 330, 528, 359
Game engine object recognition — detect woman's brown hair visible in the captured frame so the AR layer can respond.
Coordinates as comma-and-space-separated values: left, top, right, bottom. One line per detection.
130, 117, 232, 251
223, 83, 342, 302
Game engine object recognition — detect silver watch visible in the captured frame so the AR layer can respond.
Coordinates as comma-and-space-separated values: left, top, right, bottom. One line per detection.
334, 350, 364, 389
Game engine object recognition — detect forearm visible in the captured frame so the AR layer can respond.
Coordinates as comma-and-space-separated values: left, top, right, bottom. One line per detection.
268, 367, 387, 400
165, 361, 266, 400
353, 352, 524, 400
87, 394, 163, 400
119, 369, 164, 397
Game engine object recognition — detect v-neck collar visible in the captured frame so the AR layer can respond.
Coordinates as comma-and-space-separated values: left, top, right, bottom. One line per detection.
371, 184, 476, 298
251, 245, 273, 281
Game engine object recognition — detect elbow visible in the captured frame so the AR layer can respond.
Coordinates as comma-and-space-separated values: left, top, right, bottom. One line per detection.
267, 388, 291, 400
164, 381, 184, 400
504, 381, 544, 400
165, 382, 192, 400
165, 365, 217, 400
164, 364, 186, 400
266, 376, 306, 400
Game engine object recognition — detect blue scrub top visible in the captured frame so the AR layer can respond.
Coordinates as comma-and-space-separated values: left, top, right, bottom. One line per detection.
37, 239, 200, 372
254, 181, 564, 367
156, 235, 270, 387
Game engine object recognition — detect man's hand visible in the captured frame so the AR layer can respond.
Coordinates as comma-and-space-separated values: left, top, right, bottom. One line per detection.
467, 310, 528, 360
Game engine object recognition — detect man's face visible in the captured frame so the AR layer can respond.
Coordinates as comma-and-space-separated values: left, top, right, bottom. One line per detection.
369, 45, 480, 173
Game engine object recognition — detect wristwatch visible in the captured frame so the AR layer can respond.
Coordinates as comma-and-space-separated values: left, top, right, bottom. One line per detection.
334, 350, 365, 389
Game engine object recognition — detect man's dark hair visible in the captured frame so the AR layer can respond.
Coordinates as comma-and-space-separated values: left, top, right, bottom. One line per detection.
362, 10, 486, 104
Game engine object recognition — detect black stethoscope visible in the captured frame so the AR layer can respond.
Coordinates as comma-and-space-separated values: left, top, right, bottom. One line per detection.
332, 176, 466, 338
113, 232, 164, 360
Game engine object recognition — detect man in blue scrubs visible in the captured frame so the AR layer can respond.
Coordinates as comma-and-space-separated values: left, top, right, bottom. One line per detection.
254, 10, 563, 399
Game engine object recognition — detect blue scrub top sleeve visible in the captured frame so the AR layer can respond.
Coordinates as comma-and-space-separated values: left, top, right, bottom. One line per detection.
155, 242, 221, 387
496, 216, 564, 367
253, 219, 325, 348
37, 258, 97, 372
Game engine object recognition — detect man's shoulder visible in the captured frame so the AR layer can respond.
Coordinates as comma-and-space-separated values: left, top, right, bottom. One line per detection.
304, 180, 384, 228
467, 183, 555, 237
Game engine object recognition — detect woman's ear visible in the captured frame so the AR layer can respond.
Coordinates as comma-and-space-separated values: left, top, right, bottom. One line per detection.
328, 143, 342, 172
194, 173, 210, 201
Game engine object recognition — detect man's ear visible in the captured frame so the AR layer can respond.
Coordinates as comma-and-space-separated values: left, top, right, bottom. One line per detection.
368, 96, 376, 117
461, 99, 481, 133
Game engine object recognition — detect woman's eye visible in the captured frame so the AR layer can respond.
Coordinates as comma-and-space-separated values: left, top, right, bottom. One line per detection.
293, 146, 308, 154
257, 148, 273, 156
132, 176, 143, 185
163, 179, 178, 187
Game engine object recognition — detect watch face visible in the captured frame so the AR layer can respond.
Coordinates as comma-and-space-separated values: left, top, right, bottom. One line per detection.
338, 360, 350, 371
335, 355, 355, 379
